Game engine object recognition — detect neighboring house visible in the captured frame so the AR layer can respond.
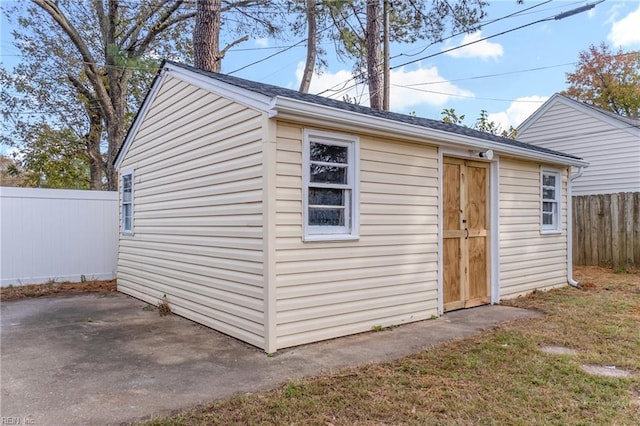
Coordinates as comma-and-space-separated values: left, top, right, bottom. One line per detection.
517, 93, 640, 196
114, 61, 587, 353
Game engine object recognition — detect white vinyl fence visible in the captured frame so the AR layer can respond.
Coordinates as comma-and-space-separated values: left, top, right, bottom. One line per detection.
0, 187, 118, 286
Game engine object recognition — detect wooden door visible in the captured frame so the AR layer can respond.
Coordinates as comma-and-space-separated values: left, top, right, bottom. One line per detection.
443, 157, 490, 311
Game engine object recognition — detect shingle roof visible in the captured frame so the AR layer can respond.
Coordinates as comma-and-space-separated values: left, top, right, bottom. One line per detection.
166, 61, 581, 161
144, 61, 581, 163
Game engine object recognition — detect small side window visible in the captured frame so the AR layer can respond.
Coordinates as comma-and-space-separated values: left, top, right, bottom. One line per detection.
121, 171, 134, 234
541, 170, 561, 233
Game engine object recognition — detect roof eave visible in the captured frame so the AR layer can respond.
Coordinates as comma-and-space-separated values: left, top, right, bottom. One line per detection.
163, 62, 273, 113
519, 93, 640, 135
271, 96, 589, 168
114, 66, 168, 169
115, 62, 275, 170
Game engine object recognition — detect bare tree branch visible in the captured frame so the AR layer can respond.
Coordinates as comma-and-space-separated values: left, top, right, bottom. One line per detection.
33, 0, 115, 123
219, 35, 249, 60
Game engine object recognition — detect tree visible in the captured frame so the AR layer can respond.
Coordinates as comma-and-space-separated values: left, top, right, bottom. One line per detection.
194, 0, 222, 72
564, 43, 640, 118
298, 0, 318, 93
192, 0, 283, 73
285, 0, 333, 94
11, 126, 91, 189
1, 1, 196, 190
441, 108, 517, 139
441, 107, 466, 125
365, 0, 383, 109
0, 155, 24, 187
326, 0, 488, 109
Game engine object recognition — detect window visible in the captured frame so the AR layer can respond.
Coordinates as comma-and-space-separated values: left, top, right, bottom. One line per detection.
303, 130, 359, 241
121, 171, 134, 234
541, 170, 561, 233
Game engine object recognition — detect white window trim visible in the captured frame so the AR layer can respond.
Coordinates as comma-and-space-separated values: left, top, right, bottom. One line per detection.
121, 169, 134, 235
540, 168, 562, 234
302, 129, 359, 242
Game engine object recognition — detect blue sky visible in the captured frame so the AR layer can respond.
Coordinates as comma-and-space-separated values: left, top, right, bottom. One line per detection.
1, 0, 639, 138
218, 0, 640, 131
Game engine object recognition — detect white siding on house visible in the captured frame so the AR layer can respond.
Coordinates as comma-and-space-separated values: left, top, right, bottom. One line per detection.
517, 100, 640, 195
499, 158, 568, 298
273, 122, 439, 349
118, 76, 266, 348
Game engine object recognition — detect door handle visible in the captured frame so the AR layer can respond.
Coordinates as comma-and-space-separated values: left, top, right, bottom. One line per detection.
465, 228, 469, 239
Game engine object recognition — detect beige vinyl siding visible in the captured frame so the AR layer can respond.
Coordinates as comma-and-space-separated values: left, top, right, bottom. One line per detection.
499, 158, 568, 298
273, 122, 439, 349
118, 75, 266, 348
518, 101, 640, 195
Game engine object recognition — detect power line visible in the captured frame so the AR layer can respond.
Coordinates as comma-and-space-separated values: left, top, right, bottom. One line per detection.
314, 0, 557, 98
227, 38, 309, 75
393, 1, 605, 70
402, 62, 577, 87
400, 50, 638, 89
316, 1, 604, 101
391, 0, 552, 60
390, 84, 549, 103
227, 3, 363, 75
224, 0, 553, 84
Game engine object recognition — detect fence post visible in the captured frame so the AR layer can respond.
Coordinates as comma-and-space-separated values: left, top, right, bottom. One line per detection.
611, 194, 620, 268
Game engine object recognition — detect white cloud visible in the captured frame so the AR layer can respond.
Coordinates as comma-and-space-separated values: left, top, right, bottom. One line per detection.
388, 66, 475, 111
294, 62, 474, 112
254, 37, 269, 48
294, 63, 365, 103
604, 3, 625, 26
487, 96, 548, 131
607, 3, 640, 47
443, 31, 503, 60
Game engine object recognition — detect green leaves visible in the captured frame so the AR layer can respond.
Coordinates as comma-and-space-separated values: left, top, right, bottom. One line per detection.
12, 125, 91, 189
440, 107, 517, 139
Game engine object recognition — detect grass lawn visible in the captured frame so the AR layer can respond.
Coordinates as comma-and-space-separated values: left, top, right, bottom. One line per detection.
141, 266, 639, 425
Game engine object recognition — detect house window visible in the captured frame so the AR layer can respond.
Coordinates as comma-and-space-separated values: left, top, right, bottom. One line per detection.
541, 170, 561, 233
303, 130, 359, 241
121, 171, 134, 234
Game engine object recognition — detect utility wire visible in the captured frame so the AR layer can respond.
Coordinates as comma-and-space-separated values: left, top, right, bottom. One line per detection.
227, 0, 553, 85
317, 1, 605, 100
392, 0, 552, 60
390, 84, 548, 103
227, 3, 363, 75
401, 62, 576, 87
315, 0, 556, 97
393, 1, 603, 69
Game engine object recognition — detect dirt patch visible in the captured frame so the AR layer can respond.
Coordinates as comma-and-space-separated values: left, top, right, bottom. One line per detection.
581, 364, 633, 378
0, 280, 117, 301
574, 265, 639, 290
539, 345, 578, 356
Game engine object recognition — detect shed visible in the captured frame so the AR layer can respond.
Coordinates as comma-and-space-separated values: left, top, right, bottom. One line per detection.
114, 61, 588, 352
517, 93, 639, 196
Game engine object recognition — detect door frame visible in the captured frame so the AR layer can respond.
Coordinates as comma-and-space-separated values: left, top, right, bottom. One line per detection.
437, 148, 500, 315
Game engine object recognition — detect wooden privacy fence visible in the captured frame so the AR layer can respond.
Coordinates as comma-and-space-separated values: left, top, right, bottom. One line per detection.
573, 192, 640, 268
